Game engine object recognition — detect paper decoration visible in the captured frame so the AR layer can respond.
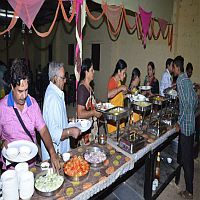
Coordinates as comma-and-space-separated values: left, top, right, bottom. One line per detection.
139, 6, 152, 48
158, 18, 168, 37
8, 0, 45, 29
104, 4, 122, 31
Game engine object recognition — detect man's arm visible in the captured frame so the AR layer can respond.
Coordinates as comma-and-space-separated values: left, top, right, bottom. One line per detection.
39, 125, 60, 170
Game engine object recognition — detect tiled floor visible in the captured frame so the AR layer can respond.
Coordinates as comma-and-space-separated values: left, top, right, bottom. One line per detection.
67, 104, 200, 200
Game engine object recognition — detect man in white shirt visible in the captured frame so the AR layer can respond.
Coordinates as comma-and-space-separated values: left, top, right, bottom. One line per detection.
41, 62, 80, 160
160, 58, 174, 96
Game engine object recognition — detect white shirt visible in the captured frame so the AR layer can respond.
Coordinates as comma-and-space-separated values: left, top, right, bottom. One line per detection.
41, 81, 69, 160
160, 69, 172, 96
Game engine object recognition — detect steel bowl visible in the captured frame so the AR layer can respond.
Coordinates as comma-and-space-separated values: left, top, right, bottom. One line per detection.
64, 172, 89, 182
63, 156, 90, 181
83, 146, 107, 168
34, 171, 64, 197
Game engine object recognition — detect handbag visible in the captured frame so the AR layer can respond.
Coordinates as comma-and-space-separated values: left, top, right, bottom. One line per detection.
13, 107, 41, 162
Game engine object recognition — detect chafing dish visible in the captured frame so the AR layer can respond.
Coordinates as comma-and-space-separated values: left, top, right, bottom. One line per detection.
103, 106, 130, 121
149, 95, 168, 106
132, 101, 152, 112
164, 88, 178, 100
102, 106, 130, 142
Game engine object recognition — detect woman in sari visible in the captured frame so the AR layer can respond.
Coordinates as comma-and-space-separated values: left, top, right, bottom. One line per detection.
107, 59, 128, 133
77, 58, 101, 145
144, 61, 159, 95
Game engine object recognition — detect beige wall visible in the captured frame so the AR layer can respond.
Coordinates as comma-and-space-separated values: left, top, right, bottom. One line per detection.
173, 0, 200, 83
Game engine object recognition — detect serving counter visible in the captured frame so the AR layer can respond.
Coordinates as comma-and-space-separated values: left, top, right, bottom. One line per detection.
30, 102, 200, 200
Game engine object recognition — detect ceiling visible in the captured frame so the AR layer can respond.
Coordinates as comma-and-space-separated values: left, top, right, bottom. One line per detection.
0, 0, 102, 28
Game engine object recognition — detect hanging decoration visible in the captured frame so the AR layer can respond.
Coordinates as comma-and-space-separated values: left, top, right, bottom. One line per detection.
139, 6, 152, 48
104, 4, 123, 36
0, 0, 174, 84
8, 0, 45, 29
158, 18, 168, 38
1, 0, 173, 51
122, 6, 137, 32
32, 1, 61, 38
0, 12, 18, 36
74, 0, 86, 81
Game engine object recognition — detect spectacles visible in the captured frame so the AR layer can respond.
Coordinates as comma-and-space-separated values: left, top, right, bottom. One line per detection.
57, 75, 66, 80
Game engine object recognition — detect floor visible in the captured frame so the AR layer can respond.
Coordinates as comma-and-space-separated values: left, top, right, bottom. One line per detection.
67, 103, 200, 200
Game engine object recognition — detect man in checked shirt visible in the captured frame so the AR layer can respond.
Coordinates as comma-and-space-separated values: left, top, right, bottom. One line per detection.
173, 56, 198, 199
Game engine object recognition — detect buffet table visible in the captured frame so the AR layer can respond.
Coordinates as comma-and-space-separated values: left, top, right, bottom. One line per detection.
31, 124, 178, 200
31, 143, 134, 200
30, 102, 200, 200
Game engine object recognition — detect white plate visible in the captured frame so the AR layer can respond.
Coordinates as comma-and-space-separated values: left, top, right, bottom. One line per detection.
130, 94, 147, 102
2, 140, 38, 163
67, 119, 92, 132
139, 86, 152, 91
96, 102, 114, 111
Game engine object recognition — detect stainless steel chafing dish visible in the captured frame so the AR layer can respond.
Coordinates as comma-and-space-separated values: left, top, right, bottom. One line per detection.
102, 106, 130, 142
164, 88, 178, 100
149, 95, 168, 106
103, 106, 130, 121
132, 101, 152, 112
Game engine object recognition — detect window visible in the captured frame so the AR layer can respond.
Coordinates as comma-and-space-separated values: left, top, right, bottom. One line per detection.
91, 43, 100, 71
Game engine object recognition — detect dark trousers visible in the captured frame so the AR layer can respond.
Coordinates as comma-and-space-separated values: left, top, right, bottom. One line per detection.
178, 134, 194, 194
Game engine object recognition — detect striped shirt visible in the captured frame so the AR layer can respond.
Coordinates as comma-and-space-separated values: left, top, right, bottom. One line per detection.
177, 73, 198, 136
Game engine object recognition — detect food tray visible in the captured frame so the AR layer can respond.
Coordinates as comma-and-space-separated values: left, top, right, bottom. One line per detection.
35, 171, 64, 197
149, 95, 168, 105
103, 106, 130, 121
164, 89, 178, 99
83, 146, 107, 168
132, 101, 152, 112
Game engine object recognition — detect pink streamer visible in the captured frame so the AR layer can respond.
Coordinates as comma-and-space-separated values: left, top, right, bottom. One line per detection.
139, 6, 152, 48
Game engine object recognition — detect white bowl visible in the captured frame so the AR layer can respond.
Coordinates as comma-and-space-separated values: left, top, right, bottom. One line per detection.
62, 152, 70, 162
80, 120, 88, 128
19, 146, 31, 157
6, 147, 19, 159
41, 162, 50, 170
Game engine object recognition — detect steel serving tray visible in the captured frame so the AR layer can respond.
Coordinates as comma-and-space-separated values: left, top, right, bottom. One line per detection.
149, 95, 168, 105
132, 101, 152, 112
103, 106, 130, 121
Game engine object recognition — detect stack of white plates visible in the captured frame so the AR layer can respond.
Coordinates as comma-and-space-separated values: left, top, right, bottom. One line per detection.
1, 170, 19, 200
19, 171, 34, 200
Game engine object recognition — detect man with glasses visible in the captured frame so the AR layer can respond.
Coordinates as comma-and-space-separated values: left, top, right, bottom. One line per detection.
41, 61, 80, 160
